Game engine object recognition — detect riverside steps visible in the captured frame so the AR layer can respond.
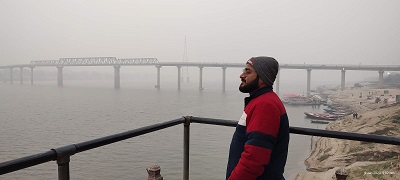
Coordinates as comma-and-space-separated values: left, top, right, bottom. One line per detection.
1, 57, 400, 95
0, 116, 399, 180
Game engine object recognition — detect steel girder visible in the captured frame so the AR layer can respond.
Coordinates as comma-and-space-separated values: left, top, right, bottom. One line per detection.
30, 57, 159, 66
116, 58, 159, 64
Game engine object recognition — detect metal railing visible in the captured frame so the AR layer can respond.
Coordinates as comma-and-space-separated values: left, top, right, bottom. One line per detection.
1, 116, 399, 180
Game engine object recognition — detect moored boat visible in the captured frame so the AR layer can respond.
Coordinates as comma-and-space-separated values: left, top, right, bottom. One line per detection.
304, 112, 339, 121
330, 111, 352, 116
282, 94, 326, 106
310, 120, 330, 124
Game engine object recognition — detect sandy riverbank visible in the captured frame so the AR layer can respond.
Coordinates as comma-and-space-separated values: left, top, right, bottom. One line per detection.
296, 85, 400, 180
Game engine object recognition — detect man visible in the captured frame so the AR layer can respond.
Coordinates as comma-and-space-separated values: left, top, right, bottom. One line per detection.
226, 56, 289, 180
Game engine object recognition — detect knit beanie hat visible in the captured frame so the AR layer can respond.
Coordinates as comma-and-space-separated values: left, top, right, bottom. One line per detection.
246, 56, 279, 86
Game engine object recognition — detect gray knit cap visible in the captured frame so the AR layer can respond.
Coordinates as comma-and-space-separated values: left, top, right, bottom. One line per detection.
246, 56, 279, 86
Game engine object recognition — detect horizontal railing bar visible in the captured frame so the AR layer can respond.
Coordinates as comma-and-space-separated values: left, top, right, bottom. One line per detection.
190, 116, 237, 127
1, 116, 399, 176
0, 150, 56, 175
289, 126, 400, 145
190, 117, 400, 146
75, 118, 185, 153
0, 118, 185, 175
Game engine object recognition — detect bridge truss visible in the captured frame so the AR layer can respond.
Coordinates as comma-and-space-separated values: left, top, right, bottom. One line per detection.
30, 57, 159, 66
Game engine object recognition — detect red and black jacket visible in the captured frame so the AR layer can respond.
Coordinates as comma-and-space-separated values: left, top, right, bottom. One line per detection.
226, 86, 289, 180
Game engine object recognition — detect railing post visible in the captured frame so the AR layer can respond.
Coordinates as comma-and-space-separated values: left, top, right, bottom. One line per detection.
52, 144, 76, 180
146, 164, 163, 180
183, 116, 191, 180
335, 167, 348, 180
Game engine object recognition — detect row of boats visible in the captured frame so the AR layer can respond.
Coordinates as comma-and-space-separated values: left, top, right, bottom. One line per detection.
281, 93, 353, 124
304, 106, 353, 124
282, 94, 327, 106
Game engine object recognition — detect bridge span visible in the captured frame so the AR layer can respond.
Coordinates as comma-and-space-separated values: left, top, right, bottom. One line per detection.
1, 57, 400, 96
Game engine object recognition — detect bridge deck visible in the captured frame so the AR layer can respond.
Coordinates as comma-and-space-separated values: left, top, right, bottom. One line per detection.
0, 57, 399, 71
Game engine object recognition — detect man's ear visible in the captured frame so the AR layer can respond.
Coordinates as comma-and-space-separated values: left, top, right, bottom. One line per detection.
258, 78, 266, 87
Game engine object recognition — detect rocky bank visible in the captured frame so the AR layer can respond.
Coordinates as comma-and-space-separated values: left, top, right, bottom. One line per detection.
296, 85, 400, 180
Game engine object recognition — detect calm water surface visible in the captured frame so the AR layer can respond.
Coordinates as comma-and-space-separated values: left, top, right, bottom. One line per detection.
0, 80, 328, 180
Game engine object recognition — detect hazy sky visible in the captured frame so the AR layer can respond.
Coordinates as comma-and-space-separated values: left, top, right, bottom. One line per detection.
1, 0, 399, 66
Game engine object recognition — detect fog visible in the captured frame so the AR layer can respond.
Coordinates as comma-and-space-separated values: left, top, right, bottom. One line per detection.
1, 0, 399, 84
1, 2, 399, 178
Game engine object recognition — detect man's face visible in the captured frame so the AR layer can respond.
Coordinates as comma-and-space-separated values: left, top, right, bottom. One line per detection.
239, 64, 260, 93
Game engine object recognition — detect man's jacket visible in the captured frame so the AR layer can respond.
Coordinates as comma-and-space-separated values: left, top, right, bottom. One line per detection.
226, 86, 289, 180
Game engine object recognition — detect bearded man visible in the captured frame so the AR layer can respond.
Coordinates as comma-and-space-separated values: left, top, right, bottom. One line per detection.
226, 56, 289, 180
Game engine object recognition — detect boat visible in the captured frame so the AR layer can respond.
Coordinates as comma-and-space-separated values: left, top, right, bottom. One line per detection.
282, 94, 325, 106
304, 112, 339, 121
310, 120, 330, 124
323, 105, 353, 116
330, 111, 352, 116
323, 108, 336, 113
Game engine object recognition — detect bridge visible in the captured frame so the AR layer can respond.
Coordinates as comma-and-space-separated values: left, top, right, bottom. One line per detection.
1, 57, 400, 96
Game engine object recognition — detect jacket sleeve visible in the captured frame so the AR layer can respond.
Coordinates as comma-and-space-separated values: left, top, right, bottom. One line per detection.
228, 102, 280, 180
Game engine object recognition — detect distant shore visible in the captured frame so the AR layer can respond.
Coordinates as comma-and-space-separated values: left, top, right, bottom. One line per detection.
296, 84, 400, 179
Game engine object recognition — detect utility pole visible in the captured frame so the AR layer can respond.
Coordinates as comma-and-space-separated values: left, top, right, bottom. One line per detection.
182, 36, 189, 83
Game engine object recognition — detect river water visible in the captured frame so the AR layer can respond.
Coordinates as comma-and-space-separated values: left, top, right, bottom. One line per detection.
0, 76, 329, 180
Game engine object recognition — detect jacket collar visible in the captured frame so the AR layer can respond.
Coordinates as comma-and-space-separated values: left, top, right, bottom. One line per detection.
244, 86, 273, 107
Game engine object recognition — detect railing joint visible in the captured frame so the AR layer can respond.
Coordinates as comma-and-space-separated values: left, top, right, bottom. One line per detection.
183, 116, 192, 126
52, 144, 77, 164
52, 144, 76, 180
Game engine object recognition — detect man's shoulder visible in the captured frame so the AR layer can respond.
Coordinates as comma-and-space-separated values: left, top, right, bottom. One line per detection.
254, 92, 286, 112
257, 91, 282, 102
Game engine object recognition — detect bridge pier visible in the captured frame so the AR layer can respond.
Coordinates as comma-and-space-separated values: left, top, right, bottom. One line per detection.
378, 69, 384, 89
30, 66, 34, 85
177, 66, 181, 90
307, 68, 311, 97
57, 66, 63, 86
222, 67, 226, 92
341, 69, 346, 91
199, 67, 204, 90
155, 65, 161, 89
114, 65, 121, 89
275, 68, 280, 95
9, 67, 13, 84
19, 67, 23, 84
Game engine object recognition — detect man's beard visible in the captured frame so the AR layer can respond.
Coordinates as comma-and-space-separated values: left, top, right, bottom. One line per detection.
239, 76, 260, 93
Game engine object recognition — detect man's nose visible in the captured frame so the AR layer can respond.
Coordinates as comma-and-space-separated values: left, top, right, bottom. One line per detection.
239, 72, 245, 78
